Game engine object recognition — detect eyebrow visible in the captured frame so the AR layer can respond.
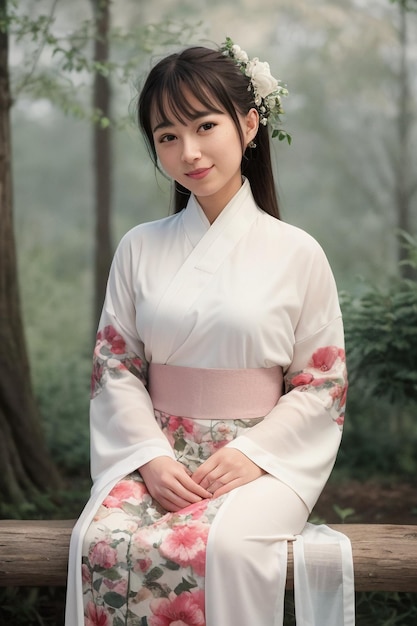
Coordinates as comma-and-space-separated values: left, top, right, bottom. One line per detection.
152, 109, 223, 134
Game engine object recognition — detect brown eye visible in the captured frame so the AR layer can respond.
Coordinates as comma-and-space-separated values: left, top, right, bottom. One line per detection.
160, 134, 176, 143
199, 122, 216, 132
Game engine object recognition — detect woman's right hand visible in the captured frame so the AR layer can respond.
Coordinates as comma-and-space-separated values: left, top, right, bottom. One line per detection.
139, 456, 212, 512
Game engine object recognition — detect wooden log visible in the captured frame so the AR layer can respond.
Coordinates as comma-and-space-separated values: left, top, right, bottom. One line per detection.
0, 519, 73, 587
0, 520, 416, 591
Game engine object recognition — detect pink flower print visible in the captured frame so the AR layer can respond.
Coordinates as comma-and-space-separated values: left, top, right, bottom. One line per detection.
330, 383, 348, 407
133, 557, 152, 573
159, 522, 208, 576
212, 438, 230, 451
181, 499, 210, 521
103, 479, 147, 509
188, 546, 206, 577
89, 541, 118, 569
290, 372, 314, 387
101, 325, 126, 354
85, 601, 111, 626
336, 414, 345, 426
310, 377, 328, 387
104, 577, 128, 596
149, 590, 205, 626
310, 346, 339, 372
130, 357, 144, 372
82, 563, 91, 585
330, 384, 343, 400
90, 360, 104, 394
168, 416, 195, 435
216, 423, 231, 436
340, 384, 348, 407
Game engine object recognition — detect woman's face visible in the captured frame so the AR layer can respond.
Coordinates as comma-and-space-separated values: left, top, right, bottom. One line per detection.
151, 91, 258, 222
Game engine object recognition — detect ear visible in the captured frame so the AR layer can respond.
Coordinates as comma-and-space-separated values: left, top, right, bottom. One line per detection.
244, 108, 259, 146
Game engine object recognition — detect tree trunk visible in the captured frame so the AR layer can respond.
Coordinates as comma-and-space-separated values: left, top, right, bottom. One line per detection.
91, 0, 113, 332
0, 0, 60, 509
395, 0, 416, 279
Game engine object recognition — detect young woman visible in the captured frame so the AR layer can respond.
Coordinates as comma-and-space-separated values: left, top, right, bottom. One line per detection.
65, 39, 353, 626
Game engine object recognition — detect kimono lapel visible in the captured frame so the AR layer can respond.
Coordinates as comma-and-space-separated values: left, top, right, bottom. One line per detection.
150, 179, 259, 363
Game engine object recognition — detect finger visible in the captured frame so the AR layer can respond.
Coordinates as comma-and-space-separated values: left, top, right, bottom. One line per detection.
158, 465, 211, 500
162, 472, 212, 502
158, 493, 194, 512
192, 458, 217, 484
156, 482, 203, 509
206, 468, 241, 494
178, 473, 212, 499
211, 477, 243, 499
200, 464, 236, 491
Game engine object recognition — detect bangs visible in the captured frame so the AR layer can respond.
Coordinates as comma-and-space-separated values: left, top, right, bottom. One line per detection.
139, 46, 247, 165
151, 71, 227, 129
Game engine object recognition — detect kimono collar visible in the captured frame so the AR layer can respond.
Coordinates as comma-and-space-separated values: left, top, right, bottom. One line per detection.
182, 178, 258, 248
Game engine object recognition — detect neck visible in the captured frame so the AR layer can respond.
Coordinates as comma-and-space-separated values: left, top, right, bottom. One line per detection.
196, 178, 244, 224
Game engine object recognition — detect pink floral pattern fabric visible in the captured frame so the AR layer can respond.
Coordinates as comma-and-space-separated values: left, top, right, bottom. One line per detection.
286, 345, 347, 427
91, 325, 147, 399
82, 413, 259, 626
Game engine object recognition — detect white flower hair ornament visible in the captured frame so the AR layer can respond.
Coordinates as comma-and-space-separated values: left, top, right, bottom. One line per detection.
220, 37, 291, 144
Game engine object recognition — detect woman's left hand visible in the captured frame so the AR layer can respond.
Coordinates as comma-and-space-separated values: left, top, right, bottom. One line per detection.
191, 448, 265, 499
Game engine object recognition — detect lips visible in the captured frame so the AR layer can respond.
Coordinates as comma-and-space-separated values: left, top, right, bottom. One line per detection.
185, 166, 213, 180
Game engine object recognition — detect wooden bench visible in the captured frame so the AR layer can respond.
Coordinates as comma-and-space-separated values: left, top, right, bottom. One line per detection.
0, 520, 416, 591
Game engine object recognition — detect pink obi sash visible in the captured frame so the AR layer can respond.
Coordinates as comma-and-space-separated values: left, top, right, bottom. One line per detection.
148, 363, 283, 420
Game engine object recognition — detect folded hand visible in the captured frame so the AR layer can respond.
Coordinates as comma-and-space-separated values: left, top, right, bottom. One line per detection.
192, 448, 265, 499
139, 456, 212, 512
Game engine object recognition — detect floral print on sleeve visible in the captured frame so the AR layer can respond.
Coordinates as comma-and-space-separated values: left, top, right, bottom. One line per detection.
91, 325, 148, 399
285, 345, 347, 429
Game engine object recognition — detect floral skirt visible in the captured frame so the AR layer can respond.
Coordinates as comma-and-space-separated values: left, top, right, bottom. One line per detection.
81, 412, 264, 626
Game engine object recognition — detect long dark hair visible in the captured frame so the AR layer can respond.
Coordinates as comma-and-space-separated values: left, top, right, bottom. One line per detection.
138, 46, 280, 219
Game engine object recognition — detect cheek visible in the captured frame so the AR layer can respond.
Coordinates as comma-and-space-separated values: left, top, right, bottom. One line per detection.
224, 125, 244, 152
222, 132, 244, 163
155, 148, 175, 173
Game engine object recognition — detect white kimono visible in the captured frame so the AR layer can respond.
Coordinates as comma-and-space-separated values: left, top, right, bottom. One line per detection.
65, 179, 354, 626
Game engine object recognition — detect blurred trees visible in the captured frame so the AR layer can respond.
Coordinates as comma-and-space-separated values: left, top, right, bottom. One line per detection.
393, 0, 417, 277
91, 0, 113, 328
0, 0, 200, 512
271, 0, 416, 283
0, 0, 61, 510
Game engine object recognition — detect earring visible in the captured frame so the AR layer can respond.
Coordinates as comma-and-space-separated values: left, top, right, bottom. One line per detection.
248, 140, 257, 149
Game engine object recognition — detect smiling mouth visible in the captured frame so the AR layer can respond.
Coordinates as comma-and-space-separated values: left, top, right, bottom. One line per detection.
185, 167, 213, 180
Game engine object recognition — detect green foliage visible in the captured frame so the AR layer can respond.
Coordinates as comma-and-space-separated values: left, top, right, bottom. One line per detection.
336, 400, 417, 479
7, 1, 201, 127
341, 244, 417, 405
390, 0, 417, 12
399, 231, 417, 269
336, 239, 417, 479
0, 587, 66, 626
333, 504, 355, 523
35, 352, 91, 475
355, 592, 417, 626
284, 592, 417, 625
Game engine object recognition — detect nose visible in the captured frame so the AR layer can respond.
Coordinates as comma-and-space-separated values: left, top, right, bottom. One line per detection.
181, 136, 201, 163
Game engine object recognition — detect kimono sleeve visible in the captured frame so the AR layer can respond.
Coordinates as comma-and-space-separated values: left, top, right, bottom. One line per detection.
89, 232, 175, 486
226, 243, 347, 512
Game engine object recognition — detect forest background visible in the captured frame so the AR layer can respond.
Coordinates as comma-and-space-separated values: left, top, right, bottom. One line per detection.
0, 0, 416, 623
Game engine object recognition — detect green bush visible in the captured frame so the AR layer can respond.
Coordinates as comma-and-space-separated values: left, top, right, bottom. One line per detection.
338, 237, 417, 479
35, 352, 91, 475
